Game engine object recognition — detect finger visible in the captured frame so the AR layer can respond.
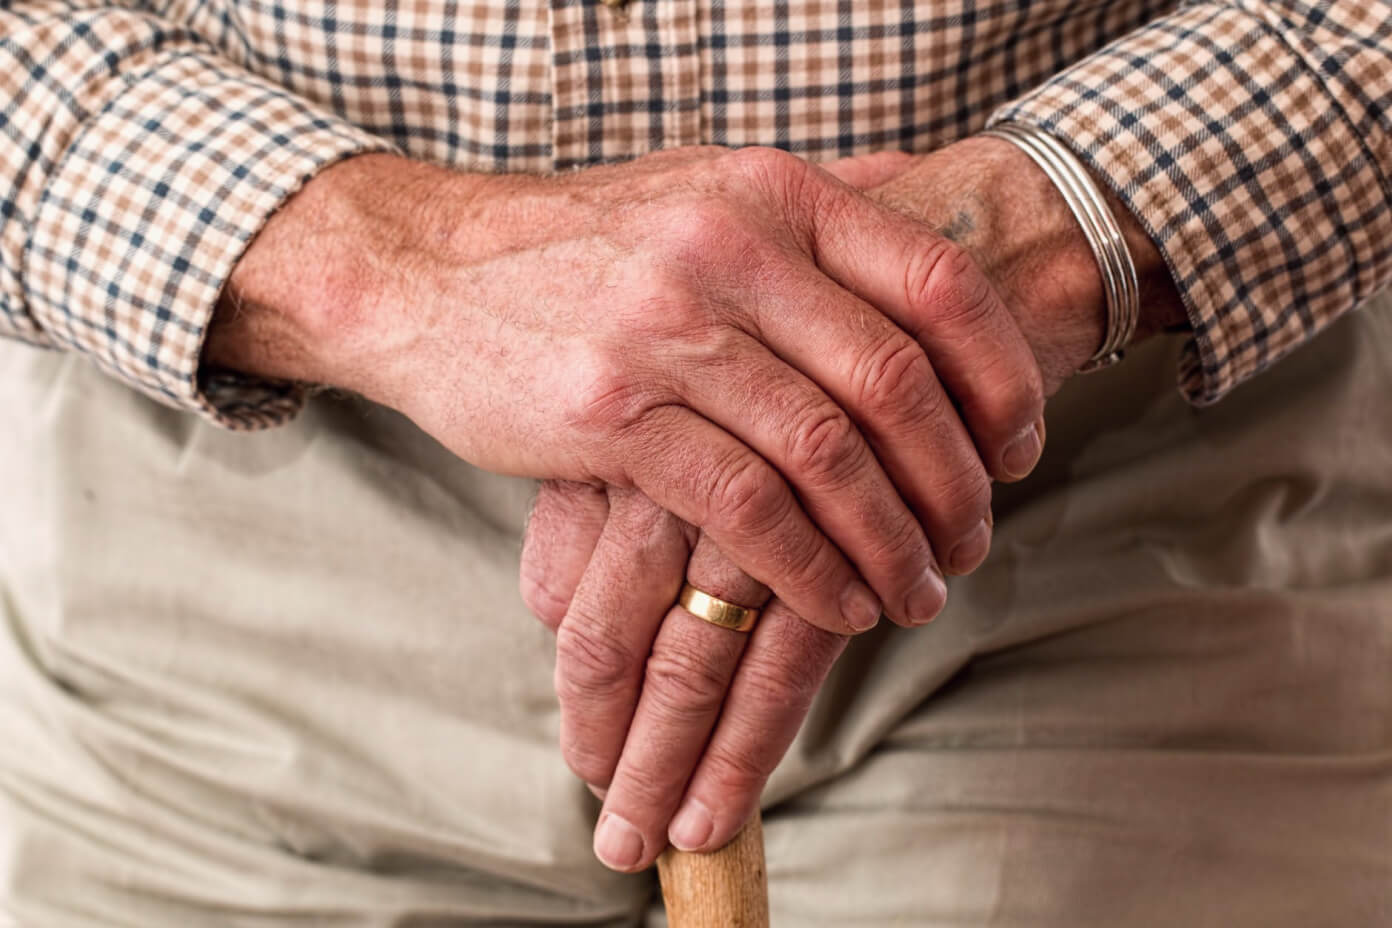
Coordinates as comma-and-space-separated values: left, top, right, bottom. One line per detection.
670, 332, 946, 626
593, 536, 769, 872
554, 490, 692, 789
620, 404, 882, 636
820, 150, 916, 189
806, 176, 1047, 484
520, 480, 610, 631
668, 599, 847, 853
741, 263, 994, 582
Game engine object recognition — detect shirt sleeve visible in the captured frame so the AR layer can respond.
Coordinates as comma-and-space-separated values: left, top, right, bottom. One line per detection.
990, 0, 1392, 405
1, 1, 396, 428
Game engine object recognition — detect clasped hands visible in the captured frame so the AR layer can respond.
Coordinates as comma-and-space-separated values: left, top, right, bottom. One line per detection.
210, 136, 1135, 875
512, 143, 1116, 872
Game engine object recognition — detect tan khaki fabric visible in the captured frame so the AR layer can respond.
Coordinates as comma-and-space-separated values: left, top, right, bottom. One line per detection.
2, 295, 1391, 926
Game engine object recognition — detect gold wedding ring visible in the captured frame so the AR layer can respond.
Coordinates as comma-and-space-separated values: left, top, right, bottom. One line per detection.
677, 583, 760, 633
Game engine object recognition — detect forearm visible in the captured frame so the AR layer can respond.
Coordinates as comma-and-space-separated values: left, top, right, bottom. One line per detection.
208, 139, 1188, 418
205, 154, 472, 408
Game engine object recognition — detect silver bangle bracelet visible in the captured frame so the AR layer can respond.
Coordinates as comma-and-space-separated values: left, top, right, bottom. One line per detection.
979, 121, 1140, 372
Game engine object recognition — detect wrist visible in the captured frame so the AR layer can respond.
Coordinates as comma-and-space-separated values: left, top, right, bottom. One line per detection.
956, 135, 1110, 383
874, 136, 1186, 392
204, 153, 490, 407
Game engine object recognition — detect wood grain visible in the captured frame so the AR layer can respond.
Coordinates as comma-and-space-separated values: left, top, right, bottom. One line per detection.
657, 810, 769, 927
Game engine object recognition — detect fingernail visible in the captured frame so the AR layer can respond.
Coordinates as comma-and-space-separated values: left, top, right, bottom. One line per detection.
587, 783, 607, 800
840, 580, 881, 632
905, 563, 948, 624
947, 518, 991, 575
1002, 421, 1043, 479
669, 799, 714, 851
594, 812, 645, 871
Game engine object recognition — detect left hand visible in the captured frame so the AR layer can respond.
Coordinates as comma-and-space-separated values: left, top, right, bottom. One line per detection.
524, 480, 846, 872
522, 137, 1187, 872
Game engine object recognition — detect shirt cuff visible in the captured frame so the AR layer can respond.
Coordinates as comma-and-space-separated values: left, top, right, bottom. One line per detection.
22, 50, 396, 429
989, 2, 1392, 405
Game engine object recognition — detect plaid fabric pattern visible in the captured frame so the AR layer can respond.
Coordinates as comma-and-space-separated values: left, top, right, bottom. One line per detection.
2, 0, 1388, 425
996, 0, 1392, 404
1, 2, 394, 426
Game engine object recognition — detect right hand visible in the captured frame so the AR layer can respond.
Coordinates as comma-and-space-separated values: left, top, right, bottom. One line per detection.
209, 147, 1046, 634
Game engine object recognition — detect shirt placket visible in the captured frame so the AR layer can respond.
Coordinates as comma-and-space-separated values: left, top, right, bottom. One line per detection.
548, 0, 702, 169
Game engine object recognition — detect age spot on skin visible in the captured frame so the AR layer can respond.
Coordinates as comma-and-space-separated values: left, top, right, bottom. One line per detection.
939, 209, 976, 243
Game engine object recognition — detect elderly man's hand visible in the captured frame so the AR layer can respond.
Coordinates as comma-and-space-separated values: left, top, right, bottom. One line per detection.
209, 146, 1051, 636
524, 480, 842, 872
520, 137, 1188, 872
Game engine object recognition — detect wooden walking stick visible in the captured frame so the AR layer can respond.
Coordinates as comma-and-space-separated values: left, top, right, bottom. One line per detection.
657, 809, 769, 927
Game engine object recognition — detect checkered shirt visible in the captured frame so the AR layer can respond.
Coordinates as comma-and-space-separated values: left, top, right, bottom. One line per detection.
2, 0, 1389, 427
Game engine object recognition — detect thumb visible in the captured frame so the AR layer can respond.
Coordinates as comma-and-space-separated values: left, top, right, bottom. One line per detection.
520, 480, 610, 630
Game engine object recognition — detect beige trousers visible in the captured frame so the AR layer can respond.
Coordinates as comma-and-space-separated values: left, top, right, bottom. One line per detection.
1, 296, 1390, 927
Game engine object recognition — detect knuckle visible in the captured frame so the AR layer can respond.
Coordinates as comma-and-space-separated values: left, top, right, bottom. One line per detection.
643, 647, 730, 722
570, 357, 648, 437
1018, 365, 1046, 420
628, 282, 711, 342
867, 514, 931, 573
611, 767, 677, 816
728, 147, 821, 230
609, 489, 682, 551
519, 570, 569, 631
701, 739, 776, 793
908, 239, 996, 329
1007, 361, 1046, 422
533, 479, 604, 524
930, 466, 993, 528
678, 323, 750, 369
732, 654, 821, 718
554, 623, 636, 702
569, 349, 680, 445
560, 733, 616, 787
705, 453, 789, 542
784, 403, 862, 486
851, 334, 936, 418
977, 362, 1045, 440
773, 620, 849, 673
664, 200, 742, 256
728, 146, 804, 188
910, 378, 953, 428
622, 277, 746, 365
658, 201, 771, 279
